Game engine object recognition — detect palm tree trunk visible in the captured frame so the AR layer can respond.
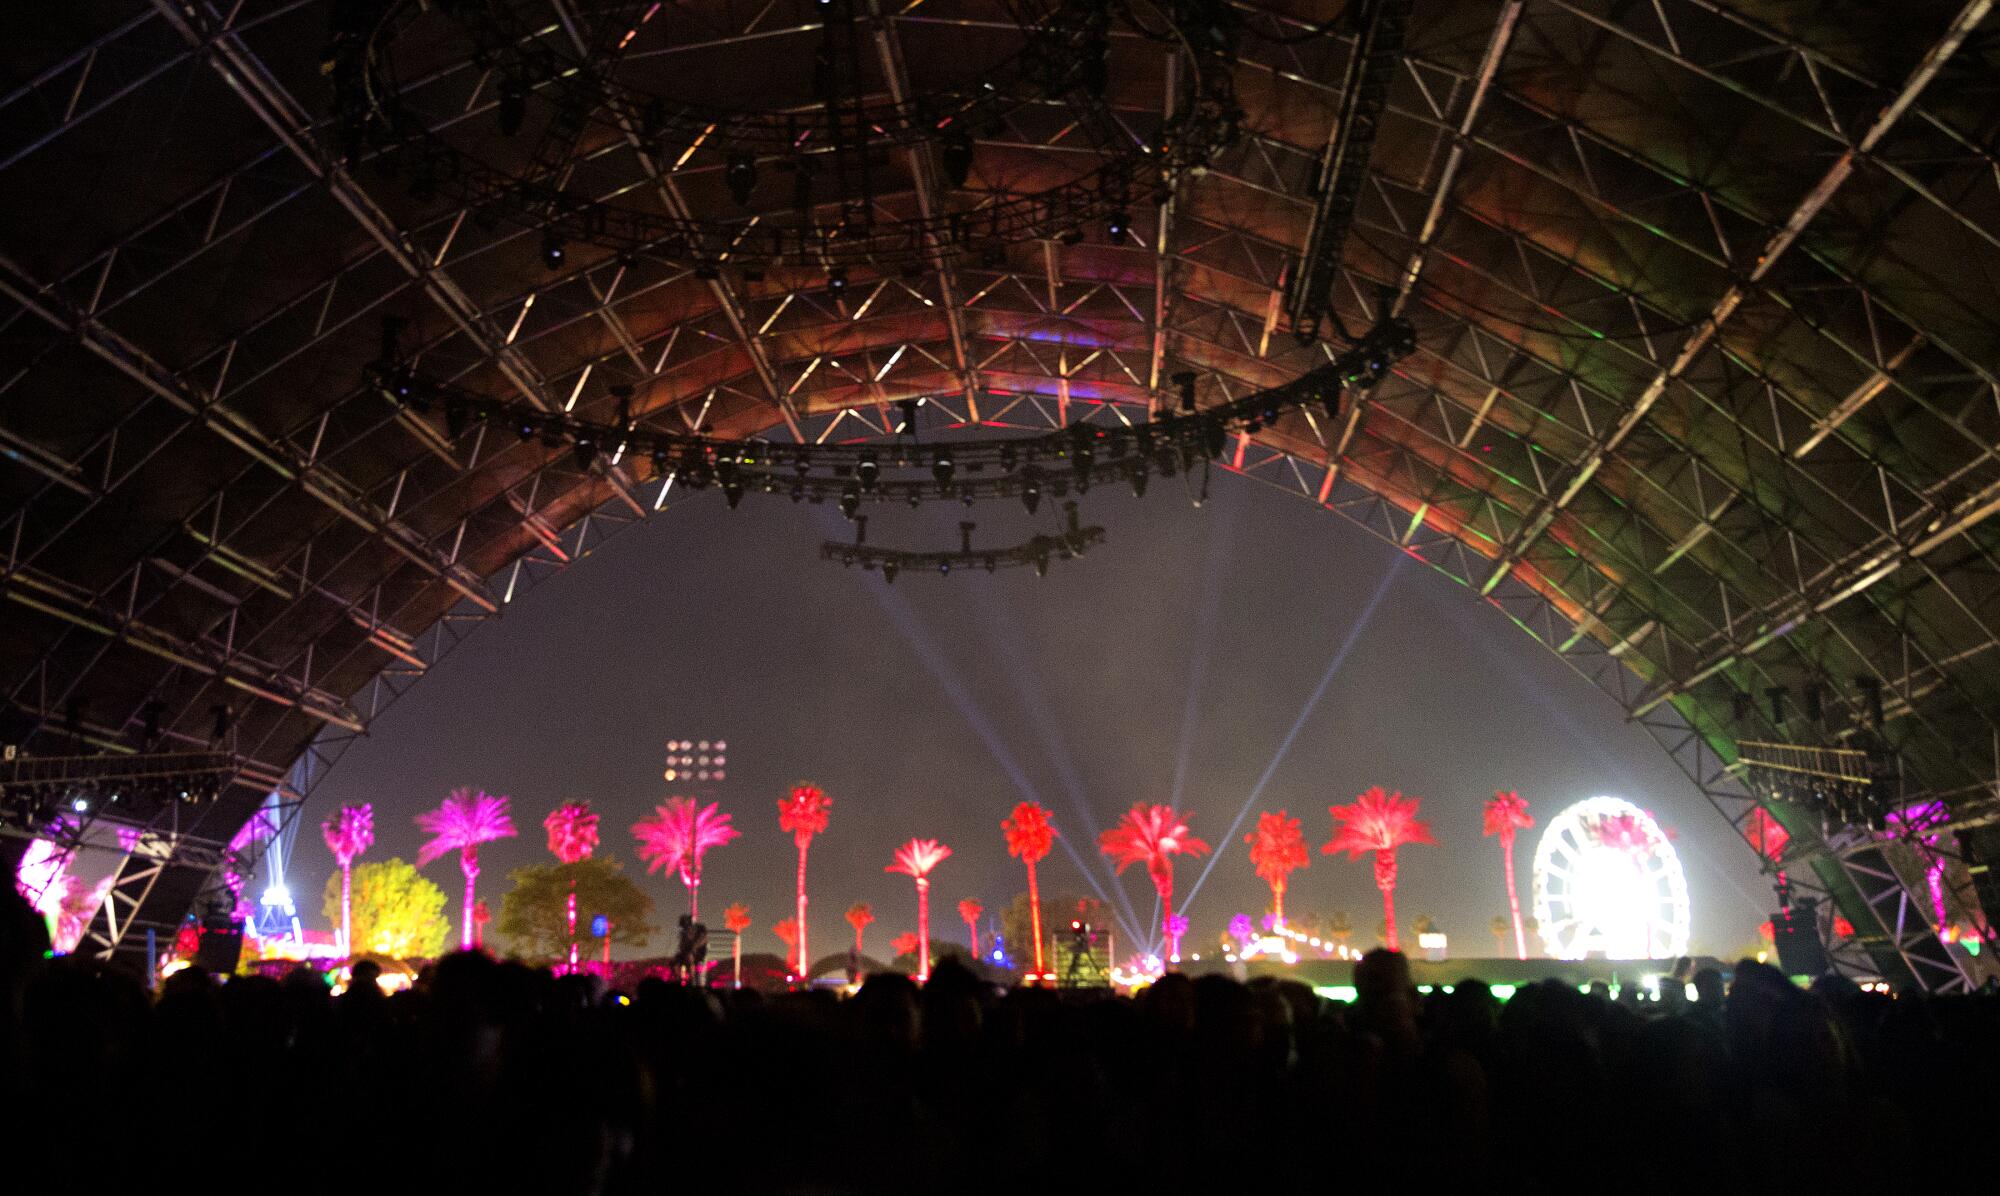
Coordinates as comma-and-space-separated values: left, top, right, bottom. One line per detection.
966, 917, 979, 958
1503, 833, 1527, 960
1272, 881, 1285, 925
460, 848, 479, 950
1026, 859, 1045, 976
1162, 882, 1178, 961
917, 878, 930, 981
339, 862, 353, 956
689, 873, 701, 921
795, 844, 809, 980
732, 931, 742, 989
566, 877, 578, 970
1380, 881, 1398, 951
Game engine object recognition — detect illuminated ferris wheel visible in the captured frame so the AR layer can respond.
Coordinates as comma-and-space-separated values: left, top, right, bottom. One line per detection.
1530, 796, 1692, 960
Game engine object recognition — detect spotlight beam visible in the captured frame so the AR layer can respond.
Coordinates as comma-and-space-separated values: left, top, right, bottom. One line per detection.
839, 514, 1145, 943
1178, 558, 1408, 914
975, 590, 1147, 936
1170, 503, 1237, 810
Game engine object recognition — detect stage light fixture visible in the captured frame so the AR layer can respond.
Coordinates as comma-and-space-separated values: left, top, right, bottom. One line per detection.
498, 78, 526, 136
1130, 463, 1149, 497
999, 442, 1018, 473
1020, 469, 1042, 515
572, 438, 597, 471
932, 448, 955, 488
827, 267, 848, 294
1106, 209, 1129, 240
839, 482, 861, 519
899, 398, 920, 434
725, 153, 758, 206
882, 561, 899, 585
1173, 371, 1197, 412
541, 231, 566, 269
857, 449, 880, 490
723, 479, 745, 508
941, 131, 974, 187
1202, 417, 1227, 459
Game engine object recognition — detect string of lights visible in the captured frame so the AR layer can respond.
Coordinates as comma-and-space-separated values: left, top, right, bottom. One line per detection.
818, 504, 1105, 581
373, 311, 1418, 515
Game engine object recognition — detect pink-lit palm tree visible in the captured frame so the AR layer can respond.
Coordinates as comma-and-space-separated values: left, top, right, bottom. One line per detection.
321, 803, 374, 956
543, 801, 599, 969
1324, 787, 1435, 952
846, 902, 874, 958
632, 796, 740, 918
1002, 802, 1057, 976
1246, 809, 1309, 925
887, 838, 952, 980
777, 784, 831, 978
1099, 804, 1210, 961
415, 788, 517, 950
959, 897, 983, 958
1482, 790, 1534, 960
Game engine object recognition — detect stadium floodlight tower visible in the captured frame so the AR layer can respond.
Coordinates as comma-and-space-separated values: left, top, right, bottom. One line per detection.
663, 739, 729, 787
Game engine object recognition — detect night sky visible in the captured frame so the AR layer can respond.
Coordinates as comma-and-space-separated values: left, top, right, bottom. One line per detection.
291, 469, 1772, 962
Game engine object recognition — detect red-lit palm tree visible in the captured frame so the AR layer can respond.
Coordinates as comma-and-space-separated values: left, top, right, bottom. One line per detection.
632, 796, 740, 918
1002, 802, 1058, 976
1482, 790, 1534, 960
1324, 787, 1436, 952
773, 917, 800, 976
543, 801, 599, 969
891, 931, 921, 963
1246, 809, 1309, 925
778, 784, 832, 980
415, 788, 518, 950
723, 903, 751, 988
846, 902, 873, 958
1099, 804, 1210, 961
959, 897, 983, 958
321, 803, 374, 957
887, 838, 952, 980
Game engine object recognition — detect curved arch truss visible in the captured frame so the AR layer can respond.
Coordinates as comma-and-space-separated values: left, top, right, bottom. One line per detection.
4, 0, 1999, 988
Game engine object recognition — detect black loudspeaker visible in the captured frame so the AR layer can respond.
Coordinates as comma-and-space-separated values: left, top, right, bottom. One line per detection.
1769, 906, 1829, 977
194, 921, 244, 973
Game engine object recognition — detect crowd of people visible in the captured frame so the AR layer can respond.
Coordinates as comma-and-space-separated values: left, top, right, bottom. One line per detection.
4, 884, 1994, 1194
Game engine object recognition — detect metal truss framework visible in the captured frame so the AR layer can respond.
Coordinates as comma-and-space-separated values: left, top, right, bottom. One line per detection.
4, 1, 1999, 982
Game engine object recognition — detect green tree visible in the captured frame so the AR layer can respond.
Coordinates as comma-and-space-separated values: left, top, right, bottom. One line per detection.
496, 857, 655, 962
322, 857, 452, 960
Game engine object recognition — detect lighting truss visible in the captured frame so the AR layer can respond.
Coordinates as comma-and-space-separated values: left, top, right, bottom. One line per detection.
335, 0, 1243, 269
818, 503, 1105, 580
378, 311, 1416, 512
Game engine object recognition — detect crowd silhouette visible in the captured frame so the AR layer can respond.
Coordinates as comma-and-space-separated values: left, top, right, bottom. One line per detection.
3, 885, 1994, 1194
